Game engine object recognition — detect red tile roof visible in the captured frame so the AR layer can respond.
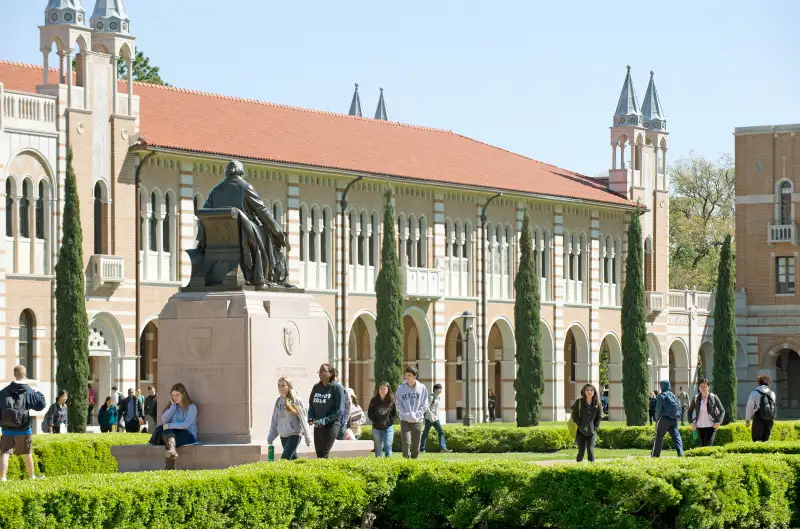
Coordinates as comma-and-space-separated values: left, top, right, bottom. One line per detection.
0, 60, 632, 207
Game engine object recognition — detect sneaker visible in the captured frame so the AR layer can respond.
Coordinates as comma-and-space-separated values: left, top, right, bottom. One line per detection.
440, 448, 453, 453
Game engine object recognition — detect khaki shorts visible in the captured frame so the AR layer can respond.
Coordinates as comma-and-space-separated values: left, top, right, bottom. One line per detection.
0, 434, 32, 455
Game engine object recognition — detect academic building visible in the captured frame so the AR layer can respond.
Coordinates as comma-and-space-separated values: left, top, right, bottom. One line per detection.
0, 0, 722, 430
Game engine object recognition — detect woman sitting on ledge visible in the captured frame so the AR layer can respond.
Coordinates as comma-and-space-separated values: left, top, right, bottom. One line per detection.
149, 383, 198, 459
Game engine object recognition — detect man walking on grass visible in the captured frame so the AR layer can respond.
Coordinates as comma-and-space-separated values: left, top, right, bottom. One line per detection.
651, 380, 684, 458
396, 366, 428, 459
678, 386, 690, 426
0, 365, 46, 481
420, 383, 452, 453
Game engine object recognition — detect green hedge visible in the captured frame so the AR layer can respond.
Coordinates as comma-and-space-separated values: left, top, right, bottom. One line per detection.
0, 455, 796, 528
688, 441, 800, 458
361, 421, 800, 453
3, 433, 149, 480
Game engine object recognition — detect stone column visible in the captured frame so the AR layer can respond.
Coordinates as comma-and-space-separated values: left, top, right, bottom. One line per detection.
431, 194, 446, 420
179, 162, 194, 286
156, 199, 165, 281
140, 193, 150, 281
550, 206, 566, 421
335, 183, 346, 378
286, 176, 301, 284
589, 210, 601, 386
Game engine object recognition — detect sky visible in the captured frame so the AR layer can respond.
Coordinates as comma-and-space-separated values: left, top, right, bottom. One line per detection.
1, 1, 799, 177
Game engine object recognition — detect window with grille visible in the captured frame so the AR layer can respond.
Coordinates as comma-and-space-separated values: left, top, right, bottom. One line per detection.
777, 256, 795, 294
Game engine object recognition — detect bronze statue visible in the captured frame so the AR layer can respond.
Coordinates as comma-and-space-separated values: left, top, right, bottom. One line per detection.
187, 160, 293, 290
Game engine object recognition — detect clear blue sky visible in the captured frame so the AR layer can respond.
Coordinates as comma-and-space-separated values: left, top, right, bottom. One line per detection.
2, 1, 799, 176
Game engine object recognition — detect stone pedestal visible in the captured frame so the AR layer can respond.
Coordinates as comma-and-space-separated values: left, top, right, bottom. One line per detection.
156, 289, 329, 444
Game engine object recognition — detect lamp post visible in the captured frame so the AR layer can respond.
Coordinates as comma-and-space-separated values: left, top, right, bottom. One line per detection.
480, 192, 502, 422
462, 310, 474, 427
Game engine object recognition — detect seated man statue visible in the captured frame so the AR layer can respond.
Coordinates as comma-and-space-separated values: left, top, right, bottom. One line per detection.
197, 160, 292, 288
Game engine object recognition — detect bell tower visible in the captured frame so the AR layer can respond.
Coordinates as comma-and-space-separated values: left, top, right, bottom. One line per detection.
39, 0, 92, 107
90, 0, 136, 116
608, 66, 646, 204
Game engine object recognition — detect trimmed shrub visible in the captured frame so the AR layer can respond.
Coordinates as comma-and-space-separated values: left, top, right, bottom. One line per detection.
0, 455, 797, 528
688, 441, 800, 458
4, 433, 149, 480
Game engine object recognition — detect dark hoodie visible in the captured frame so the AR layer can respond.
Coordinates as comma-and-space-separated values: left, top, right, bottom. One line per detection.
655, 380, 679, 422
0, 381, 46, 435
368, 395, 397, 430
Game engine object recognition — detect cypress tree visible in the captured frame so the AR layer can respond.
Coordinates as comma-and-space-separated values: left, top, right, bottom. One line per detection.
514, 211, 544, 426
621, 209, 649, 426
374, 189, 404, 391
712, 234, 737, 424
55, 148, 90, 433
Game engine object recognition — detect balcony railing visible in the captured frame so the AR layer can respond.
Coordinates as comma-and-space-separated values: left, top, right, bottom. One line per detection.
401, 266, 443, 299
646, 291, 664, 313
667, 289, 712, 312
768, 223, 797, 245
89, 255, 124, 290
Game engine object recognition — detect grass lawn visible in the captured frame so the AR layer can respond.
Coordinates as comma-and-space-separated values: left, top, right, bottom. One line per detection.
393, 448, 653, 461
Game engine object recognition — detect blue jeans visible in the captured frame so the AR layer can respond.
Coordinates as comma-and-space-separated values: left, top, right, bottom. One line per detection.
372, 427, 394, 457
280, 435, 301, 460
420, 419, 447, 452
651, 417, 683, 458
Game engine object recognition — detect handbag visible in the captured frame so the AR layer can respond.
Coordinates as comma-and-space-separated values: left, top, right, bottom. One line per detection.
149, 424, 165, 445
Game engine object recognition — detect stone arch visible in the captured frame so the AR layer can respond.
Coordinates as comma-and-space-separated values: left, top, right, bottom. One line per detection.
647, 334, 662, 392
347, 310, 376, 407
601, 331, 623, 420
766, 348, 800, 418
17, 309, 37, 380
139, 318, 159, 390
88, 312, 127, 410
668, 338, 690, 394
698, 341, 714, 386
488, 316, 515, 421
564, 323, 590, 409
444, 313, 479, 423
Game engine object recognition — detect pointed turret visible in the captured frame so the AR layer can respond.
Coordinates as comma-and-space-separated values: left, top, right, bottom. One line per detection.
91, 0, 130, 34
348, 83, 363, 117
613, 65, 641, 127
374, 88, 388, 121
45, 0, 86, 26
641, 71, 666, 131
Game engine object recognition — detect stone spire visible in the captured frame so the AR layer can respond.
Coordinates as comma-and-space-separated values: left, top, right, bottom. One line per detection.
45, 0, 86, 26
348, 83, 363, 117
613, 65, 641, 127
90, 0, 130, 34
374, 88, 388, 121
641, 70, 666, 131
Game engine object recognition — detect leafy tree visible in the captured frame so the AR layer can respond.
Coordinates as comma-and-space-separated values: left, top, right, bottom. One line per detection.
117, 51, 170, 86
374, 190, 403, 391
669, 152, 734, 290
712, 235, 737, 423
55, 148, 90, 433
621, 209, 649, 426
513, 210, 543, 426
599, 341, 610, 390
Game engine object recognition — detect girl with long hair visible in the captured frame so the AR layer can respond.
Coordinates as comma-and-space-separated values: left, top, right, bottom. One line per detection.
150, 382, 198, 460
367, 382, 397, 457
44, 389, 68, 434
98, 396, 118, 433
570, 383, 601, 462
267, 377, 312, 460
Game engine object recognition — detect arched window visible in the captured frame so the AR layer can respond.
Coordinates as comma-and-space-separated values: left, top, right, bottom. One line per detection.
18, 310, 35, 379
310, 208, 318, 263
323, 208, 332, 265
19, 180, 30, 239
163, 194, 171, 253
149, 192, 157, 252
780, 181, 792, 225
644, 236, 653, 291
94, 182, 103, 254
35, 182, 45, 240
5, 179, 12, 237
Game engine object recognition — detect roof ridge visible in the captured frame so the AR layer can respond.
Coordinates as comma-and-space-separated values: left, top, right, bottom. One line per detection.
0, 59, 454, 134
134, 79, 454, 134
451, 132, 604, 187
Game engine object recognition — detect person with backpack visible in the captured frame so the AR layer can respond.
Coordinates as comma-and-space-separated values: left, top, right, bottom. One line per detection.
0, 365, 46, 481
651, 380, 684, 458
571, 383, 602, 462
745, 374, 777, 442
368, 382, 397, 457
119, 388, 145, 433
307, 363, 345, 458
687, 378, 725, 447
346, 390, 366, 440
267, 377, 312, 460
420, 383, 451, 453
98, 397, 118, 433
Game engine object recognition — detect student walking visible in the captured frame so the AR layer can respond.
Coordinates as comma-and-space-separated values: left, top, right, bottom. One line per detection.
144, 386, 158, 435
98, 397, 118, 433
420, 383, 451, 453
149, 383, 199, 461
44, 390, 69, 434
87, 384, 96, 426
267, 377, 312, 460
571, 384, 602, 462
368, 382, 397, 457
0, 365, 46, 481
678, 386, 690, 426
651, 380, 684, 458
347, 391, 366, 440
687, 378, 724, 447
648, 391, 657, 425
396, 366, 428, 459
119, 388, 144, 433
745, 374, 777, 442
487, 390, 497, 423
308, 363, 345, 458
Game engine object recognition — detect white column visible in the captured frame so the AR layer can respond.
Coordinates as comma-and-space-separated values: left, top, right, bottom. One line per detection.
42, 51, 49, 85
551, 206, 566, 421
126, 58, 133, 117
112, 55, 118, 115
156, 202, 165, 281
179, 163, 194, 286
140, 194, 150, 280
66, 50, 73, 108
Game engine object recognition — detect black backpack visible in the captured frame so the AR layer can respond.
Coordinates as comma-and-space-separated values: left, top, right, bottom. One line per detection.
2, 390, 29, 428
758, 390, 776, 420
